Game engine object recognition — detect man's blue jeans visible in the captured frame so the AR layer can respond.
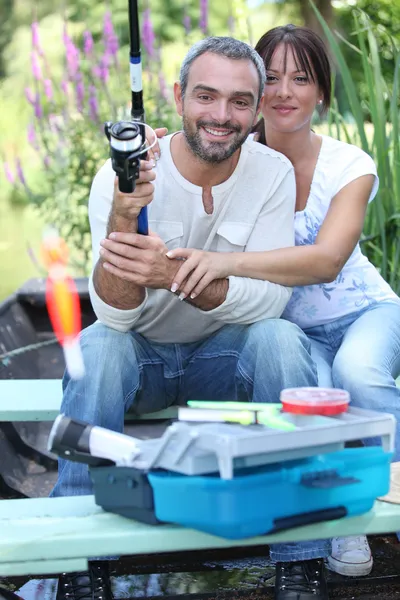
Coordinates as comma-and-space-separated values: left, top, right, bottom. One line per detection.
51, 318, 329, 562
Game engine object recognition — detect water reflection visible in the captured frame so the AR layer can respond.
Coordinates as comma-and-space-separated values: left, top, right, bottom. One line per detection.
15, 560, 275, 599
7, 535, 400, 599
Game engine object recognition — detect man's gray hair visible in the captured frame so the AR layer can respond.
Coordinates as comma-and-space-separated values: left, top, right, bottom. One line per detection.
179, 36, 266, 105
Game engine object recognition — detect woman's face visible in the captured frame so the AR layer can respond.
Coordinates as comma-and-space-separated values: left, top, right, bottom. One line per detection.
261, 43, 323, 134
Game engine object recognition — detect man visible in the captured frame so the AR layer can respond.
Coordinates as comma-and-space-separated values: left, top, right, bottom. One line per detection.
53, 37, 327, 600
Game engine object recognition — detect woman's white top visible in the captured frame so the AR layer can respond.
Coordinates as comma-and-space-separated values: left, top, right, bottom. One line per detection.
282, 134, 399, 329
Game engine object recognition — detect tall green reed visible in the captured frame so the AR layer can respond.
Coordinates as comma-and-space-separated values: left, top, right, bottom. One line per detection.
312, 2, 400, 293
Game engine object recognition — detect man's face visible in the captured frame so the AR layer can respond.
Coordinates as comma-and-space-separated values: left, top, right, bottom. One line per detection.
174, 52, 261, 164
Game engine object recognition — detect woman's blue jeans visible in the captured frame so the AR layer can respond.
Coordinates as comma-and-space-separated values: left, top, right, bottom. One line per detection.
270, 301, 400, 562
306, 301, 400, 460
51, 318, 332, 563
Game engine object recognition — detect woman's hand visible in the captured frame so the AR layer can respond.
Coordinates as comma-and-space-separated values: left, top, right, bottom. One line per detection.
146, 126, 168, 162
166, 248, 234, 299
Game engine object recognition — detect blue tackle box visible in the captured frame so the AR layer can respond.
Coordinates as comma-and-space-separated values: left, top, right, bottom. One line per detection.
145, 446, 392, 539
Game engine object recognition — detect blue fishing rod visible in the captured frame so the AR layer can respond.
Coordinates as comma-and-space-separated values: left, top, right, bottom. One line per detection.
104, 0, 149, 235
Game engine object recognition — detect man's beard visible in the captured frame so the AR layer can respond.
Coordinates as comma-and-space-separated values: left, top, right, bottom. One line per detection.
182, 116, 251, 164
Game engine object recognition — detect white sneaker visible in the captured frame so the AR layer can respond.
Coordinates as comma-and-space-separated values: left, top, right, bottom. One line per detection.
328, 535, 373, 577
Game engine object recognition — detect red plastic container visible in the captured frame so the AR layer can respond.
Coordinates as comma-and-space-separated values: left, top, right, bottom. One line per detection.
280, 387, 350, 416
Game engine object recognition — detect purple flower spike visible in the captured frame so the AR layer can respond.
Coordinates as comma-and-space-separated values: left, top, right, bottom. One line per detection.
43, 79, 53, 101
75, 72, 85, 113
31, 51, 42, 81
25, 87, 35, 105
107, 33, 119, 57
31, 22, 43, 55
200, 0, 208, 34
183, 13, 191, 35
34, 93, 43, 119
61, 80, 69, 95
98, 54, 110, 83
92, 54, 110, 83
16, 158, 27, 187
63, 24, 80, 80
27, 123, 39, 149
31, 22, 39, 47
67, 43, 80, 79
88, 85, 99, 122
43, 155, 51, 169
103, 11, 114, 39
102, 12, 119, 58
159, 73, 168, 100
142, 8, 155, 58
91, 65, 101, 80
3, 162, 15, 185
83, 30, 94, 56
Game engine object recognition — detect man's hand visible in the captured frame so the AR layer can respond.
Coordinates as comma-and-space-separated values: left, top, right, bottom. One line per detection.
111, 159, 156, 224
99, 231, 180, 290
93, 163, 159, 311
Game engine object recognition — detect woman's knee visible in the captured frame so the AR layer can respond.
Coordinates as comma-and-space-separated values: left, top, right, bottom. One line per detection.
332, 355, 398, 417
332, 349, 388, 392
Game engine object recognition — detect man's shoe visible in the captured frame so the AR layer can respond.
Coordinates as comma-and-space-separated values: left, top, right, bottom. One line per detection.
56, 560, 113, 599
328, 535, 373, 577
274, 559, 328, 599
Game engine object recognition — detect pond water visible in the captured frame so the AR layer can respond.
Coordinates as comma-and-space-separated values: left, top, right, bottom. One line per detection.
9, 557, 275, 599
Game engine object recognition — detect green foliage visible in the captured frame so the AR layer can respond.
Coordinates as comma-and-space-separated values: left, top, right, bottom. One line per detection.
1, 0, 399, 293
0, 0, 14, 77
62, 0, 241, 49
0, 1, 253, 282
313, 2, 400, 293
336, 0, 399, 91
3, 7, 183, 274
33, 120, 107, 274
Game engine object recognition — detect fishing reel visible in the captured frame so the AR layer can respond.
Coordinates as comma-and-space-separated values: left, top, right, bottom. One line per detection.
104, 120, 147, 194
104, 120, 149, 234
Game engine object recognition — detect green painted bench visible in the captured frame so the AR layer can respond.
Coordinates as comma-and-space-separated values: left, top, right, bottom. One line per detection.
1, 494, 399, 576
0, 379, 178, 422
1, 378, 400, 579
1, 377, 400, 422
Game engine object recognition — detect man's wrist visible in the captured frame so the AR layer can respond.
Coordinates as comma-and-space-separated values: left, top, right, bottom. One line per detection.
162, 258, 182, 292
108, 208, 137, 235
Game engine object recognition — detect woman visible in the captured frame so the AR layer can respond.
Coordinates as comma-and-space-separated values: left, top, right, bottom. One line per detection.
167, 24, 400, 596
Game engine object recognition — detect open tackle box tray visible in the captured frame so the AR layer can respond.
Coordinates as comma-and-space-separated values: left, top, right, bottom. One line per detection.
117, 403, 396, 479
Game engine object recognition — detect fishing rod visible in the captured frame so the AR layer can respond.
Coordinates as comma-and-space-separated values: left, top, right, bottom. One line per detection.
105, 0, 153, 235
129, 0, 145, 123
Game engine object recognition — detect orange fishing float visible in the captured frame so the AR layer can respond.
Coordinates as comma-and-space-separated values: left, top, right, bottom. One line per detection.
41, 229, 85, 379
